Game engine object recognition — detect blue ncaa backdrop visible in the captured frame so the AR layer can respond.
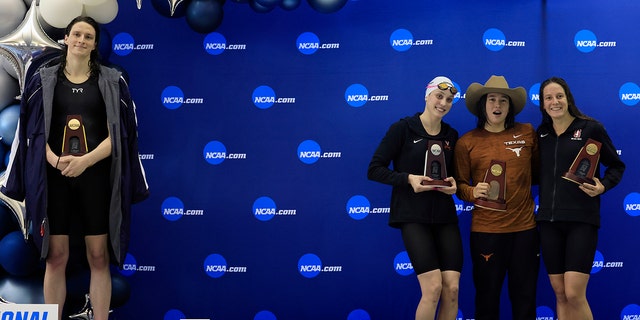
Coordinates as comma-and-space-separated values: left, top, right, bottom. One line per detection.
0, 0, 639, 319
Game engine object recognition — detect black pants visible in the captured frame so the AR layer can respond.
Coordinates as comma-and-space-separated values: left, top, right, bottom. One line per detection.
470, 228, 540, 320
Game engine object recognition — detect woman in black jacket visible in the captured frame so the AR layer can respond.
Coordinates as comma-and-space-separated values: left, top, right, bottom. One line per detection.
368, 76, 461, 320
536, 77, 625, 320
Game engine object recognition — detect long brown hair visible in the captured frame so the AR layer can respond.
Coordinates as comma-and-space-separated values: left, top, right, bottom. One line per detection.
57, 16, 102, 78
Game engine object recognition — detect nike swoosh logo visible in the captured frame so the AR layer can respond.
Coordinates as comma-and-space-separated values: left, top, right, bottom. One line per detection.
540, 133, 549, 138
413, 139, 423, 143
513, 134, 523, 138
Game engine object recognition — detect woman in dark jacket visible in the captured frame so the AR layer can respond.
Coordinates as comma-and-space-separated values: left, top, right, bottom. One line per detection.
536, 77, 625, 320
368, 76, 461, 320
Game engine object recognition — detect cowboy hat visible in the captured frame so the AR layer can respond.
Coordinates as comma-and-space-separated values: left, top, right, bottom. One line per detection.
464, 75, 527, 116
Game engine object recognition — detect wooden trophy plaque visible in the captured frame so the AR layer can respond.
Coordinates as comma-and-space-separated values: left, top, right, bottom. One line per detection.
475, 159, 507, 211
61, 115, 88, 156
562, 138, 601, 185
421, 140, 452, 187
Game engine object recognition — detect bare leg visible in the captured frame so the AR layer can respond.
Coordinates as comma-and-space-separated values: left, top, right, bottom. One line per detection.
44, 235, 69, 320
549, 272, 592, 320
85, 234, 111, 320
437, 270, 460, 320
415, 270, 442, 320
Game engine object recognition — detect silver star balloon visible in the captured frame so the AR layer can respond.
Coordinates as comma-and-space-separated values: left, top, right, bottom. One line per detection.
169, 0, 186, 16
0, 172, 27, 240
0, 0, 62, 93
0, 296, 14, 304
68, 294, 113, 320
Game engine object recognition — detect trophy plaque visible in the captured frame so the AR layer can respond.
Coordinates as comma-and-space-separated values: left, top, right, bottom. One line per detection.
61, 115, 88, 156
475, 160, 507, 211
421, 140, 452, 187
562, 138, 601, 185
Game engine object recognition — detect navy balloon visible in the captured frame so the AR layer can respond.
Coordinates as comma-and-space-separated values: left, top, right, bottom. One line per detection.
255, 0, 279, 8
249, 0, 275, 13
98, 26, 112, 63
186, 0, 224, 34
151, 0, 190, 18
0, 205, 17, 240
307, 0, 348, 13
280, 0, 300, 10
0, 231, 39, 276
0, 105, 20, 146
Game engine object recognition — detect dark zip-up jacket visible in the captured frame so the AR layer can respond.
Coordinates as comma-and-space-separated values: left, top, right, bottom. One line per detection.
536, 118, 624, 227
1, 64, 149, 266
368, 113, 458, 228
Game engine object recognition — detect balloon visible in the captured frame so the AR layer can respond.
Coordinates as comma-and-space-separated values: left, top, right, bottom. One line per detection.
0, 204, 17, 240
39, 0, 84, 28
0, 274, 45, 304
0, 231, 39, 276
249, 0, 274, 13
0, 172, 27, 241
0, 70, 19, 110
98, 26, 112, 62
255, 0, 279, 8
78, 0, 108, 6
0, 105, 19, 146
1, 56, 18, 79
186, 0, 224, 34
306, 0, 348, 13
150, 0, 190, 18
0, 1, 62, 92
0, 0, 27, 37
82, 0, 119, 24
280, 0, 300, 10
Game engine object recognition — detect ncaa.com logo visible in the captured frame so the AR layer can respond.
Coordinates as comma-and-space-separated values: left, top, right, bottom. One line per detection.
482, 28, 526, 52
252, 85, 296, 109
203, 32, 247, 55
344, 84, 390, 108
389, 28, 434, 52
203, 253, 247, 278
296, 32, 339, 55
253, 196, 297, 221
346, 195, 390, 220
297, 140, 341, 164
574, 29, 617, 53
161, 196, 204, 221
203, 140, 247, 165
112, 32, 154, 56
298, 253, 342, 278
160, 86, 204, 110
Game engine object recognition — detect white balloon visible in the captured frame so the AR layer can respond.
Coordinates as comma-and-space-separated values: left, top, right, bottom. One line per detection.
0, 71, 19, 111
39, 0, 84, 28
79, 0, 108, 6
0, 0, 27, 37
1, 57, 18, 80
82, 0, 119, 24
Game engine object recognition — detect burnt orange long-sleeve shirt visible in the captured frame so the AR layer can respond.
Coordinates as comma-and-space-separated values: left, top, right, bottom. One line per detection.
453, 123, 538, 233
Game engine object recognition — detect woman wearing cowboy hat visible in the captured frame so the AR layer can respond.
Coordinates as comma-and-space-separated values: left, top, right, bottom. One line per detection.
453, 75, 539, 320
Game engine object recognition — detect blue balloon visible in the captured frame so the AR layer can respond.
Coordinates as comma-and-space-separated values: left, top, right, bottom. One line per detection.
249, 0, 275, 12
306, 0, 348, 13
0, 204, 17, 240
0, 105, 19, 146
255, 0, 279, 7
280, 0, 300, 10
186, 0, 224, 34
0, 231, 39, 276
98, 26, 112, 63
